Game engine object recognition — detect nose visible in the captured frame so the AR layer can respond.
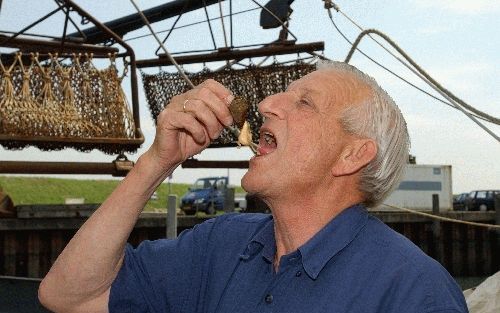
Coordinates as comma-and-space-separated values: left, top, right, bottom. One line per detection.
258, 92, 290, 120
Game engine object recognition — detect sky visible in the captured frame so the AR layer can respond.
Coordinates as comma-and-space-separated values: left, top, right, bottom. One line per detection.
0, 0, 498, 194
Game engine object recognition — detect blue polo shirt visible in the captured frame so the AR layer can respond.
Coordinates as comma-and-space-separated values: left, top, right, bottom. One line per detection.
109, 205, 468, 313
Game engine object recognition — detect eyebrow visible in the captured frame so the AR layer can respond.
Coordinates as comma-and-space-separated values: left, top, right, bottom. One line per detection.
287, 84, 320, 97
301, 87, 320, 97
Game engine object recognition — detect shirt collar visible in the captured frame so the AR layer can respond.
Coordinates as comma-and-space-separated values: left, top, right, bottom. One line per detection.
245, 204, 368, 279
248, 217, 275, 263
299, 204, 368, 279
240, 216, 275, 262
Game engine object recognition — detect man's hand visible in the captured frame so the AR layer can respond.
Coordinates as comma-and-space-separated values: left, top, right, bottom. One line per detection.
146, 79, 235, 171
38, 79, 235, 313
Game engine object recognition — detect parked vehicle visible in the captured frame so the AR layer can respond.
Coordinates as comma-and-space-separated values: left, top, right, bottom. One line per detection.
453, 193, 469, 211
180, 177, 228, 215
464, 190, 499, 211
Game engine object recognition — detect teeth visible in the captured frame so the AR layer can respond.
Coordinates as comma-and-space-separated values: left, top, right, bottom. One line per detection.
263, 132, 275, 145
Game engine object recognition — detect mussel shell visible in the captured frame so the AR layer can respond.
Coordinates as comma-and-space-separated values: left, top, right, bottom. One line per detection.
229, 96, 249, 129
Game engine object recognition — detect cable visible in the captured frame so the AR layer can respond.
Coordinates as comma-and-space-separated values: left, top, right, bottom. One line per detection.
249, 0, 298, 42
323, 3, 499, 141
345, 29, 499, 125
229, 0, 234, 47
218, 0, 229, 48
129, 0, 194, 88
124, 7, 260, 42
130, 0, 258, 154
327, 1, 498, 124
202, 0, 218, 50
326, 13, 492, 123
345, 29, 500, 142
382, 204, 500, 230
154, 0, 190, 56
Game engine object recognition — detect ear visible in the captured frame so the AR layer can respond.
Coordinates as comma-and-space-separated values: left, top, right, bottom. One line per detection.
331, 139, 377, 177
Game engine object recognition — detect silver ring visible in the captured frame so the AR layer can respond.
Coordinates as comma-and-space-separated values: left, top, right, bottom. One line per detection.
182, 99, 189, 113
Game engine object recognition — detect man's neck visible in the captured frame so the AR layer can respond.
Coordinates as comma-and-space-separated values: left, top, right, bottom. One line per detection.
267, 181, 362, 271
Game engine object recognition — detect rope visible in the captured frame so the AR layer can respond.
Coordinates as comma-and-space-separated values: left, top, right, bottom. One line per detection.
129, 0, 195, 88
381, 203, 500, 230
325, 12, 492, 123
344, 29, 500, 128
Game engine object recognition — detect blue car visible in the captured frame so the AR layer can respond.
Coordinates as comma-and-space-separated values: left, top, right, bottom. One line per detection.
180, 177, 228, 215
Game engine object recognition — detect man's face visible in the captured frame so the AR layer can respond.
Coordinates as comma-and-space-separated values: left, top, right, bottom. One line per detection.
241, 69, 371, 200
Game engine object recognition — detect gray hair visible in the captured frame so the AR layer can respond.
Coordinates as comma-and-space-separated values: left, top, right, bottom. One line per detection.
316, 60, 410, 208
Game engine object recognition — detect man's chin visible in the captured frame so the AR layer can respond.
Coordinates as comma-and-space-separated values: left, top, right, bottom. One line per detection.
241, 171, 260, 194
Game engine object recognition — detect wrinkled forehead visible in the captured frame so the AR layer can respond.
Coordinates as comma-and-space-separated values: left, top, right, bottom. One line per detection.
287, 69, 373, 109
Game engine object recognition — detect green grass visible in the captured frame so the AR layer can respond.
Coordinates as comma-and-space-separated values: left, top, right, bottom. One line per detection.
0, 176, 190, 211
0, 176, 245, 211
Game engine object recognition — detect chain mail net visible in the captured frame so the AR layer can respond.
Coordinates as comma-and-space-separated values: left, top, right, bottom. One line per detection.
142, 62, 316, 147
0, 53, 138, 154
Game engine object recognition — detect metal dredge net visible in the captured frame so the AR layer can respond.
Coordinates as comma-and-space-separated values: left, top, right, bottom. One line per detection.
0, 53, 138, 154
141, 62, 316, 146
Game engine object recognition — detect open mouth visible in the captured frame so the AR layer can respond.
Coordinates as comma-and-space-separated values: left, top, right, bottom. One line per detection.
257, 129, 277, 156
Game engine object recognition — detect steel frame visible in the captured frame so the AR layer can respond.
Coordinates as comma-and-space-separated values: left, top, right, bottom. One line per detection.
0, 0, 144, 175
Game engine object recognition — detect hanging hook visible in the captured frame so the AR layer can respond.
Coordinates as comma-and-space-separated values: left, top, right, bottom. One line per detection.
108, 52, 116, 66
202, 62, 210, 72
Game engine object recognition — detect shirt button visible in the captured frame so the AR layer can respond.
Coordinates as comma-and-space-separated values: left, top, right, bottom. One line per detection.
265, 294, 273, 304
295, 271, 302, 277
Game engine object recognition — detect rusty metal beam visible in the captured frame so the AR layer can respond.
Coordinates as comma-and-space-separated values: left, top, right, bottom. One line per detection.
0, 35, 118, 55
68, 0, 225, 44
136, 41, 324, 68
0, 161, 133, 177
182, 159, 249, 169
0, 132, 144, 145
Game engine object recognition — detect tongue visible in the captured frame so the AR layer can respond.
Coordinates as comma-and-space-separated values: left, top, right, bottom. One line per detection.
257, 138, 276, 155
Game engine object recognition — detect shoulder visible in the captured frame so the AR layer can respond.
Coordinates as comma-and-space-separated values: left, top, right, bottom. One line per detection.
355, 215, 467, 312
361, 214, 435, 266
361, 215, 450, 279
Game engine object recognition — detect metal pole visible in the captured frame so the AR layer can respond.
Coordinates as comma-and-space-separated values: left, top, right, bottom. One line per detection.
136, 41, 325, 68
166, 195, 178, 239
432, 194, 442, 263
495, 193, 500, 235
495, 193, 500, 267
0, 161, 132, 176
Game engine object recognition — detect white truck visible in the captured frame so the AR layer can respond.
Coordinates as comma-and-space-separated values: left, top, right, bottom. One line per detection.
382, 164, 452, 212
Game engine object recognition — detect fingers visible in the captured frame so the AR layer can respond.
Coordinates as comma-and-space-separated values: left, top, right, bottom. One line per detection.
184, 80, 234, 125
182, 98, 223, 140
166, 111, 208, 145
158, 79, 237, 147
198, 79, 235, 105
174, 79, 234, 134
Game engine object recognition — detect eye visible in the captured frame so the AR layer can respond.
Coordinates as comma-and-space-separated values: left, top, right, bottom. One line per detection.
297, 97, 316, 111
297, 98, 310, 107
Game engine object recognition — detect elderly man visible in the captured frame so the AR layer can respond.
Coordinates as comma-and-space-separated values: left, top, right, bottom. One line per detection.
39, 61, 468, 313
